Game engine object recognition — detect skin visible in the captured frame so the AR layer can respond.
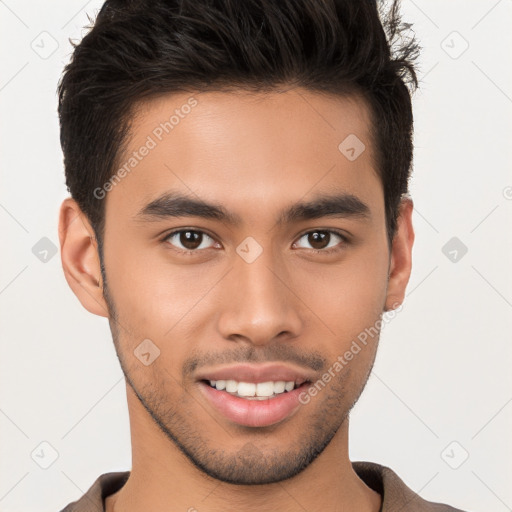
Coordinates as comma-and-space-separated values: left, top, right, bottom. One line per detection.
59, 88, 414, 512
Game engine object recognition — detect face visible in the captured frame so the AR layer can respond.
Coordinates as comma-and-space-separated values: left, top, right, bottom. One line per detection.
60, 88, 413, 485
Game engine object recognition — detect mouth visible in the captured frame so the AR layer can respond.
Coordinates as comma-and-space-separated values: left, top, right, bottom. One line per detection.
201, 378, 309, 400
195, 363, 316, 427
197, 379, 312, 427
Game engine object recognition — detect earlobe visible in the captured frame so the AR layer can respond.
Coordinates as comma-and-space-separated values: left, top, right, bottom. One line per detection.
384, 198, 415, 311
58, 198, 109, 318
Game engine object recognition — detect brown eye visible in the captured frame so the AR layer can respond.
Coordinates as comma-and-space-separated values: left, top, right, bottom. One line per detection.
294, 230, 347, 252
165, 230, 216, 252
308, 231, 330, 249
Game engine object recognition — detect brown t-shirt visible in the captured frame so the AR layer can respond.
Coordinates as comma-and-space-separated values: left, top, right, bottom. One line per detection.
59, 461, 469, 512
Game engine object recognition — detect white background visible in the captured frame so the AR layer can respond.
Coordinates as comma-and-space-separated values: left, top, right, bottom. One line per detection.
1, 1, 511, 511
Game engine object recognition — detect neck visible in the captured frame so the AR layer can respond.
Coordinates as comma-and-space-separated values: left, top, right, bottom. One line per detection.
106, 384, 381, 512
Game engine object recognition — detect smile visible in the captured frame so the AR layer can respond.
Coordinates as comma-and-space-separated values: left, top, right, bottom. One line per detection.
205, 379, 303, 399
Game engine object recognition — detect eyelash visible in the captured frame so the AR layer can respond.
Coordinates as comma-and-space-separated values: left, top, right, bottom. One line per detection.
162, 228, 349, 255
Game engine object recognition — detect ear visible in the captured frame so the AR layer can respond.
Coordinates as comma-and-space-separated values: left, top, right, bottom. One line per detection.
385, 197, 415, 311
58, 198, 109, 318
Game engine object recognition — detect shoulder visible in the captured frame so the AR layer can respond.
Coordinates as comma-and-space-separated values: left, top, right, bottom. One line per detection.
352, 461, 471, 512
59, 471, 130, 512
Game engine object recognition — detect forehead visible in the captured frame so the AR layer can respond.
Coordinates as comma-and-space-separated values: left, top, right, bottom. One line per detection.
105, 88, 383, 225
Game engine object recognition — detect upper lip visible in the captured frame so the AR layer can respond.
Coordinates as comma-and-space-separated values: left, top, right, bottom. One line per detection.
196, 363, 315, 386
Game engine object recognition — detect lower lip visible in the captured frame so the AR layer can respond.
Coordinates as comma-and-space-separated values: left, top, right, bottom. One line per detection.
198, 381, 309, 427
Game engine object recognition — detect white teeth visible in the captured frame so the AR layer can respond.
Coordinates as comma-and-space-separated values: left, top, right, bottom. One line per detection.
226, 380, 238, 393
207, 379, 299, 398
256, 381, 275, 397
237, 382, 256, 397
273, 381, 286, 394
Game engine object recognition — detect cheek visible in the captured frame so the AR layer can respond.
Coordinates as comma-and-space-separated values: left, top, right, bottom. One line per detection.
103, 236, 223, 339
300, 247, 389, 341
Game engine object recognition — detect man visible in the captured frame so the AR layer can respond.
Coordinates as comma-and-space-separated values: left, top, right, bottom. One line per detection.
57, 0, 468, 510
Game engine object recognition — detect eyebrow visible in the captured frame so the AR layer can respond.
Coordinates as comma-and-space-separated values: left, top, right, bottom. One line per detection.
134, 190, 371, 226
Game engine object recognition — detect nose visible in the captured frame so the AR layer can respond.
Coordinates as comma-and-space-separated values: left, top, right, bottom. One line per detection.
216, 246, 303, 346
